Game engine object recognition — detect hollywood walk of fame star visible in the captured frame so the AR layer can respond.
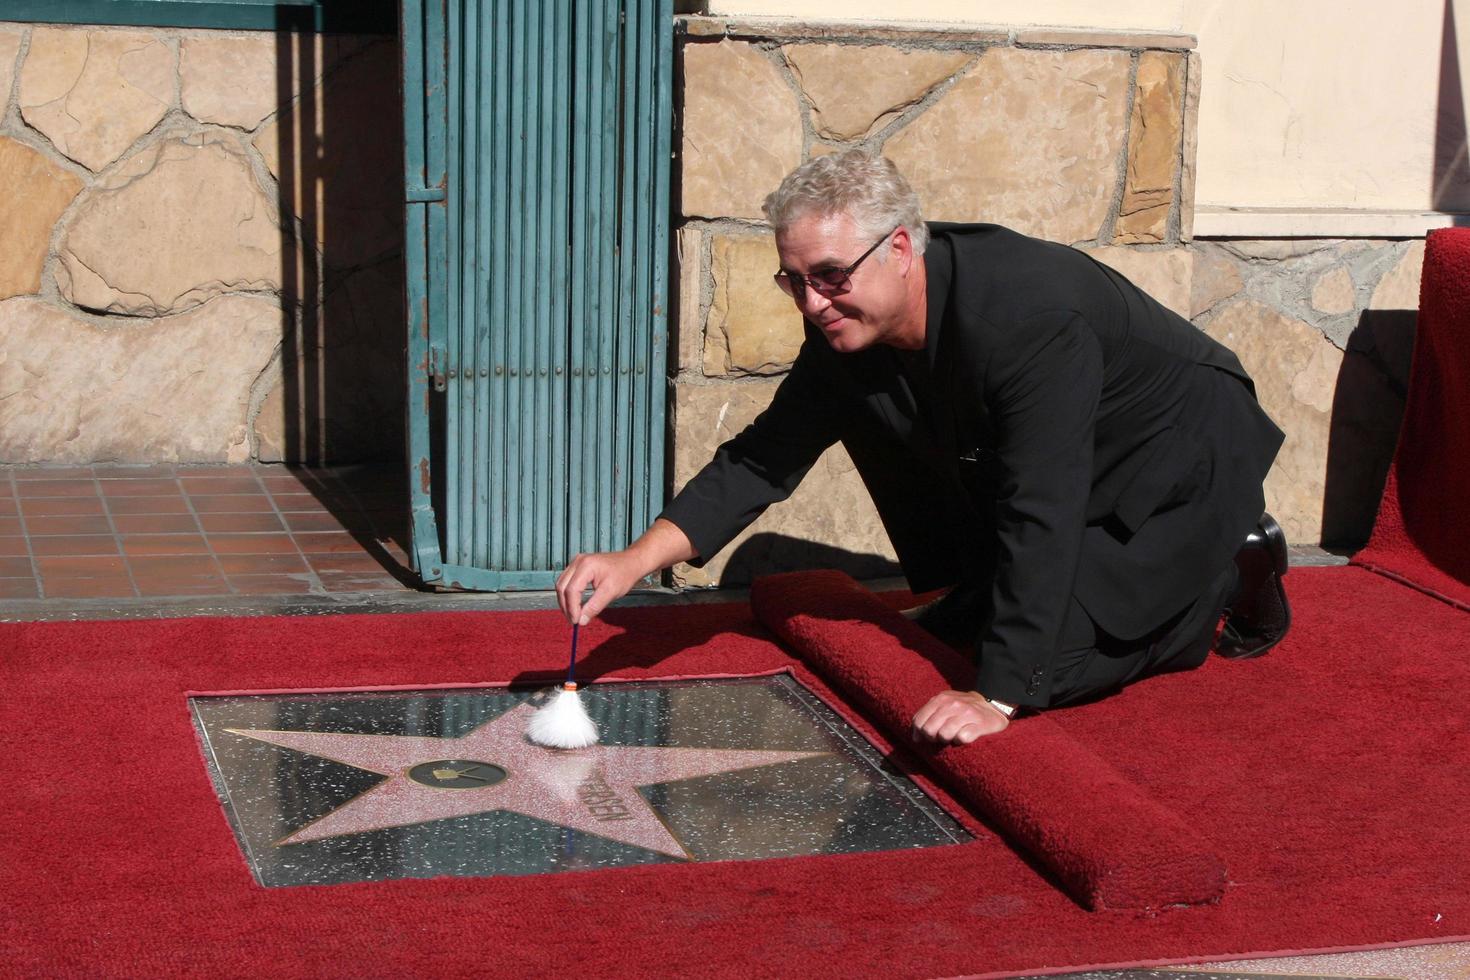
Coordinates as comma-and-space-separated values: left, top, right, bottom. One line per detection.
227, 701, 828, 860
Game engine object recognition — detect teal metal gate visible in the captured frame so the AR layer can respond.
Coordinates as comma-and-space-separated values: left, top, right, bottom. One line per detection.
401, 0, 672, 590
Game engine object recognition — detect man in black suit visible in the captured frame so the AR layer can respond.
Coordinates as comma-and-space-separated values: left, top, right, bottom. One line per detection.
557, 150, 1290, 745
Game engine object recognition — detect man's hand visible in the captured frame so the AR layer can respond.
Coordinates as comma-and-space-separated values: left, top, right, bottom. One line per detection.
555, 519, 697, 626
911, 690, 1010, 745
555, 550, 646, 626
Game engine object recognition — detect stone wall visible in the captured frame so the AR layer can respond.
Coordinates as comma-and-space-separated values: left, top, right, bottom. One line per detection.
671, 15, 1425, 584
672, 17, 1202, 585
0, 23, 404, 464
1194, 238, 1422, 549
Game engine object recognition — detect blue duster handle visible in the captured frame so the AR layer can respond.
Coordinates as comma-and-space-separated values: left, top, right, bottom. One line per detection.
565, 622, 580, 687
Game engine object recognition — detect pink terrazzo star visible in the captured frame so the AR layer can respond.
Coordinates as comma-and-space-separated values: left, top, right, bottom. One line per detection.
227, 701, 826, 859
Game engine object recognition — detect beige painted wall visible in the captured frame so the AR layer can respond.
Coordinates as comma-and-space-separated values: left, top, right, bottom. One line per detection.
701, 0, 1470, 222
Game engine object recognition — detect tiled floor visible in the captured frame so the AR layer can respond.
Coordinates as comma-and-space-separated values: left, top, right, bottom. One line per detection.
0, 463, 418, 601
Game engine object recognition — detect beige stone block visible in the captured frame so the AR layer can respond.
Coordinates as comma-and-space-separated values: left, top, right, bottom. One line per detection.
0, 27, 23, 104
1115, 52, 1184, 245
19, 28, 173, 173
680, 16, 1009, 46
56, 130, 290, 316
1219, 240, 1334, 261
0, 295, 284, 463
1310, 266, 1356, 315
1188, 246, 1244, 318
1179, 51, 1200, 241
254, 42, 403, 270
705, 234, 803, 375
0, 138, 83, 300
1080, 246, 1192, 318
1014, 29, 1195, 50
885, 48, 1131, 244
668, 380, 896, 586
680, 40, 802, 219
253, 379, 290, 463
674, 226, 705, 374
1368, 239, 1426, 310
784, 43, 971, 141
181, 31, 364, 131
1205, 299, 1343, 544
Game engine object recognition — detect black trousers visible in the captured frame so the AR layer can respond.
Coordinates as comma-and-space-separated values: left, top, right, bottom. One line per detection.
1045, 561, 1234, 707
844, 437, 1237, 708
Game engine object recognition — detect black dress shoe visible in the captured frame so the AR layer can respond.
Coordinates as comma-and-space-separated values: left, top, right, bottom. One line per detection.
1217, 512, 1291, 659
901, 579, 988, 650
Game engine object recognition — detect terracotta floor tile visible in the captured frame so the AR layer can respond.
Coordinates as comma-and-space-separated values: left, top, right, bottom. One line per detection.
317, 571, 409, 592
30, 535, 119, 557
128, 554, 220, 578
208, 533, 299, 555
0, 556, 35, 577
0, 516, 21, 536
0, 537, 30, 557
135, 577, 230, 597
105, 495, 192, 516
120, 534, 211, 556
181, 476, 263, 495
189, 495, 274, 514
13, 467, 95, 481
281, 510, 360, 533
24, 514, 113, 536
99, 478, 182, 497
37, 555, 127, 578
182, 464, 259, 478
92, 464, 178, 479
291, 531, 367, 555
111, 513, 200, 534
0, 577, 40, 599
16, 479, 96, 498
197, 512, 285, 533
227, 573, 318, 595
20, 497, 106, 517
302, 551, 392, 574
42, 577, 137, 599
215, 553, 308, 574
257, 474, 322, 493
268, 492, 337, 512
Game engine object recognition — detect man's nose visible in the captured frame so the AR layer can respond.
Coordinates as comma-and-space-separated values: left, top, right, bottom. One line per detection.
795, 286, 832, 315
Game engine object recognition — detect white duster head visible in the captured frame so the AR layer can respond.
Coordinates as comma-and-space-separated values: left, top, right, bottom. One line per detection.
527, 682, 598, 749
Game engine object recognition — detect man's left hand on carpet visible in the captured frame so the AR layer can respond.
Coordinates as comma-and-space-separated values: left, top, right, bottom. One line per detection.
911, 690, 1010, 744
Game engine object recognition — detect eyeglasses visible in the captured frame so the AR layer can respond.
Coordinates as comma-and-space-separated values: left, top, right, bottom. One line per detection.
773, 227, 897, 302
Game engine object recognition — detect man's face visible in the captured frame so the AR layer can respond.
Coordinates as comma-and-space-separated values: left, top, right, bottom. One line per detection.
774, 211, 913, 353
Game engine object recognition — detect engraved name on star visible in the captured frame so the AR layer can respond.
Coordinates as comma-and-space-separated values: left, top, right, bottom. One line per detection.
227, 701, 827, 859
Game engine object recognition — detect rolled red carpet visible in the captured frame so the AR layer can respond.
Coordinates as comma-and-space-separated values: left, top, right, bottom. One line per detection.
750, 569, 1227, 912
1355, 227, 1470, 609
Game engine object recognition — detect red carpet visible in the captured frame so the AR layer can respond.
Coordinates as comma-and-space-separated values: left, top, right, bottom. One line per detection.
4, 565, 1469, 978
752, 570, 1226, 913
1354, 227, 1470, 609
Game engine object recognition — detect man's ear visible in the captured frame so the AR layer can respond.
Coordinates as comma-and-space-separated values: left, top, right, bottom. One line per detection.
891, 225, 915, 273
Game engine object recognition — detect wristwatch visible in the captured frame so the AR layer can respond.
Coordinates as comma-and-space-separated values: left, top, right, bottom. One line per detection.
986, 698, 1017, 718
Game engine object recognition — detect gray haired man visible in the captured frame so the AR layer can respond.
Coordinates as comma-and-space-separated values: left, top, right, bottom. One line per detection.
557, 150, 1289, 745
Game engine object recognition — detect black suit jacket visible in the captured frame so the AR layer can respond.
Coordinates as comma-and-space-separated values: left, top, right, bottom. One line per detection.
662, 223, 1284, 707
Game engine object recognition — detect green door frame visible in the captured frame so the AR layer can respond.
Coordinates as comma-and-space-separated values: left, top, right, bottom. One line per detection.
401, 0, 672, 591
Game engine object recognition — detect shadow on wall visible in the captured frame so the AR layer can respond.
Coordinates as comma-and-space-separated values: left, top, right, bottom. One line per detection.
1434, 0, 1469, 214
270, 10, 406, 470
1321, 308, 1416, 550
718, 533, 902, 589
